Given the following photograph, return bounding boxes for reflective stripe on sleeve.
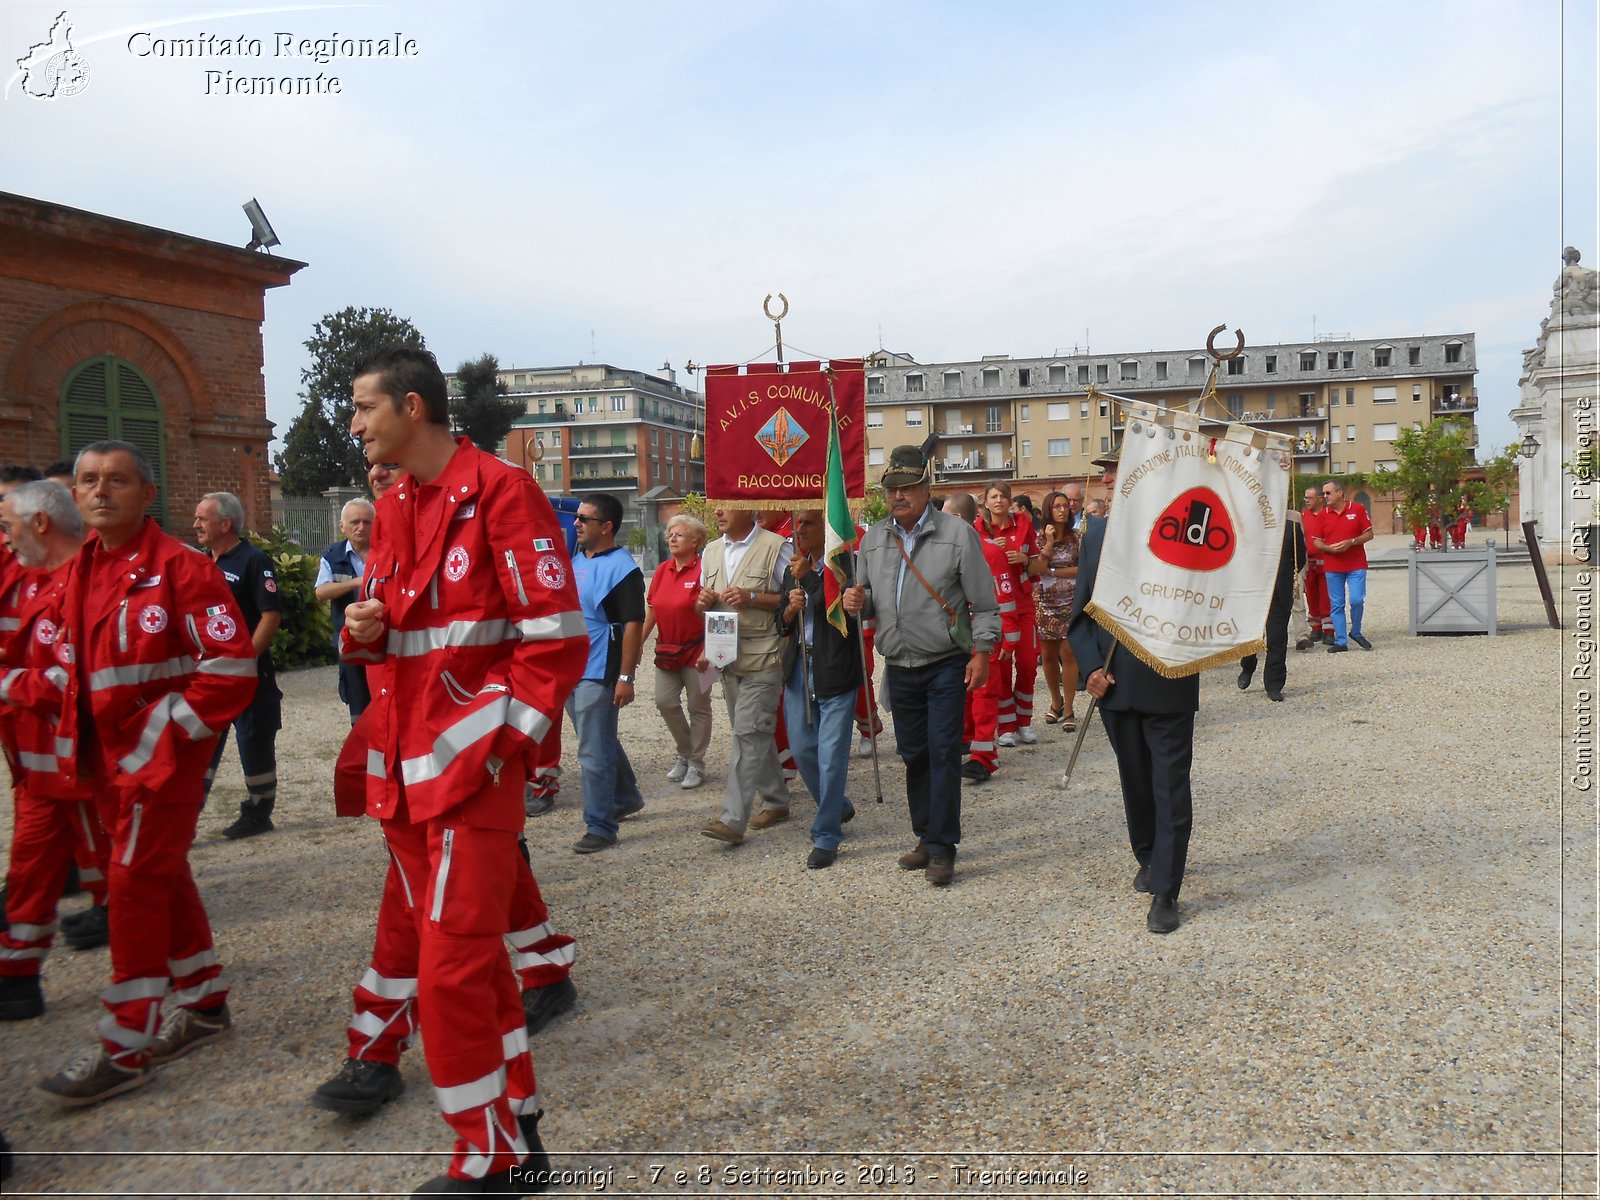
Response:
[516,612,586,641]
[89,657,194,691]
[400,703,507,787]
[387,618,517,659]
[505,699,554,744]
[194,657,257,677]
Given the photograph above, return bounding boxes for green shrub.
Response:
[250,524,335,670]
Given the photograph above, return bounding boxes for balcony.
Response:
[1432,395,1477,416]
[939,457,1015,475]
[578,475,639,488]
[939,426,1015,439]
[569,442,636,457]
[517,412,570,425]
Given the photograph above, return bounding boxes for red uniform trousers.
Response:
[1007,609,1038,733]
[349,774,537,1181]
[964,652,1012,772]
[1304,565,1331,634]
[97,748,227,1065]
[0,784,109,976]
[853,625,883,738]
[346,844,575,1068]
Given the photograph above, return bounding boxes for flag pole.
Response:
[823,368,884,804]
[1060,642,1114,791]
[768,294,814,727]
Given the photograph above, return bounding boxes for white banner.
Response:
[1085,400,1294,677]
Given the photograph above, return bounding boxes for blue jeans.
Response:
[1325,569,1368,645]
[885,654,967,858]
[566,679,642,840]
[782,670,857,851]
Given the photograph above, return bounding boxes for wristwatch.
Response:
[618,674,635,684]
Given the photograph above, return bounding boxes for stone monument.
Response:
[1512,247,1600,558]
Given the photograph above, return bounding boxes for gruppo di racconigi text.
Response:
[125,30,419,94]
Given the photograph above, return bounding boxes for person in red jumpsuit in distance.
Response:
[337,349,586,1196]
[944,494,1019,784]
[975,483,1043,745]
[36,442,256,1105]
[0,481,111,1020]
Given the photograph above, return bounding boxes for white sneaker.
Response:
[1017,726,1038,745]
[666,756,688,782]
[680,765,705,789]
[854,735,873,758]
[996,732,1017,749]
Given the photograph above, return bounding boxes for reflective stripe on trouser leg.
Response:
[505,854,576,989]
[390,809,533,1180]
[1011,614,1038,727]
[72,799,111,906]
[347,842,421,1064]
[99,755,222,1058]
[0,783,76,976]
[964,674,1000,773]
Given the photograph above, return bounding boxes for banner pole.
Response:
[1060,642,1114,791]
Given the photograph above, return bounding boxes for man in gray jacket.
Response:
[842,446,1000,886]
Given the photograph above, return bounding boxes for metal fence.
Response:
[272,496,338,551]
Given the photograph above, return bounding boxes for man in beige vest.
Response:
[697,507,792,844]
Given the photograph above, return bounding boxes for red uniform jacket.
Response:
[978,539,1023,660]
[56,518,257,800]
[343,440,587,827]
[0,561,77,793]
[1301,507,1327,571]
[977,512,1040,614]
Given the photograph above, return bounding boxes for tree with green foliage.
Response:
[276,307,427,495]
[1367,417,1479,531]
[453,353,524,452]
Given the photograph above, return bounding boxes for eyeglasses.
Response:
[1321,490,1337,497]
[574,514,603,524]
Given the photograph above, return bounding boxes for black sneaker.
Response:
[63,904,109,951]
[312,1057,405,1116]
[613,797,645,821]
[1236,667,1253,690]
[0,975,44,1021]
[1327,643,1349,654]
[960,759,992,783]
[223,814,274,840]
[514,1109,553,1193]
[1350,634,1373,651]
[1133,863,1151,894]
[521,977,577,1036]
[806,847,837,869]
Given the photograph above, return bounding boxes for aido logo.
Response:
[1149,488,1235,571]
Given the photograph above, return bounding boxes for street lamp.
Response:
[1519,431,1541,460]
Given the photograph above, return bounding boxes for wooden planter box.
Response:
[1408,546,1497,636]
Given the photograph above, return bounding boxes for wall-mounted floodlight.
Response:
[243,199,280,252]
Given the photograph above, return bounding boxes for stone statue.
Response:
[1556,245,1599,316]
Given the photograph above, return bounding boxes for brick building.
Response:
[0,191,303,530]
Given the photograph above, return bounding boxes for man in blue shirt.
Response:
[315,498,375,722]
[568,492,646,854]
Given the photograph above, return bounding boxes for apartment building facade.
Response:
[863,332,1480,490]
[446,362,705,528]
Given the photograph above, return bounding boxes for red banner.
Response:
[704,359,866,506]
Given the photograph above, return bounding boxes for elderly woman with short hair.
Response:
[642,513,712,789]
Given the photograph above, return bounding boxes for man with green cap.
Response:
[842,445,1000,886]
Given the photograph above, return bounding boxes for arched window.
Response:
[60,356,168,525]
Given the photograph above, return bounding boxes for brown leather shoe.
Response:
[748,807,790,830]
[897,846,930,870]
[701,820,745,845]
[925,855,955,886]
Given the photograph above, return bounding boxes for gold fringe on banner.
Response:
[1084,601,1267,679]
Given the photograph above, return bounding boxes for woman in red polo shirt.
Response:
[976,483,1045,745]
[643,513,712,789]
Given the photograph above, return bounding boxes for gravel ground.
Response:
[1,545,1592,1198]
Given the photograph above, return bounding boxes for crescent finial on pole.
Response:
[1206,324,1246,361]
[764,293,789,364]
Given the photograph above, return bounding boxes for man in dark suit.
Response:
[1068,455,1199,934]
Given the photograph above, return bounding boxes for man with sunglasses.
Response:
[1312,479,1374,653]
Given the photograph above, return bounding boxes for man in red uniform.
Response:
[336,348,585,1195]
[1296,485,1332,650]
[35,442,256,1105]
[0,481,111,1020]
[944,495,1016,784]
[1313,478,1374,653]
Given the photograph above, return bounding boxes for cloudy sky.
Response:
[4,0,1595,460]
